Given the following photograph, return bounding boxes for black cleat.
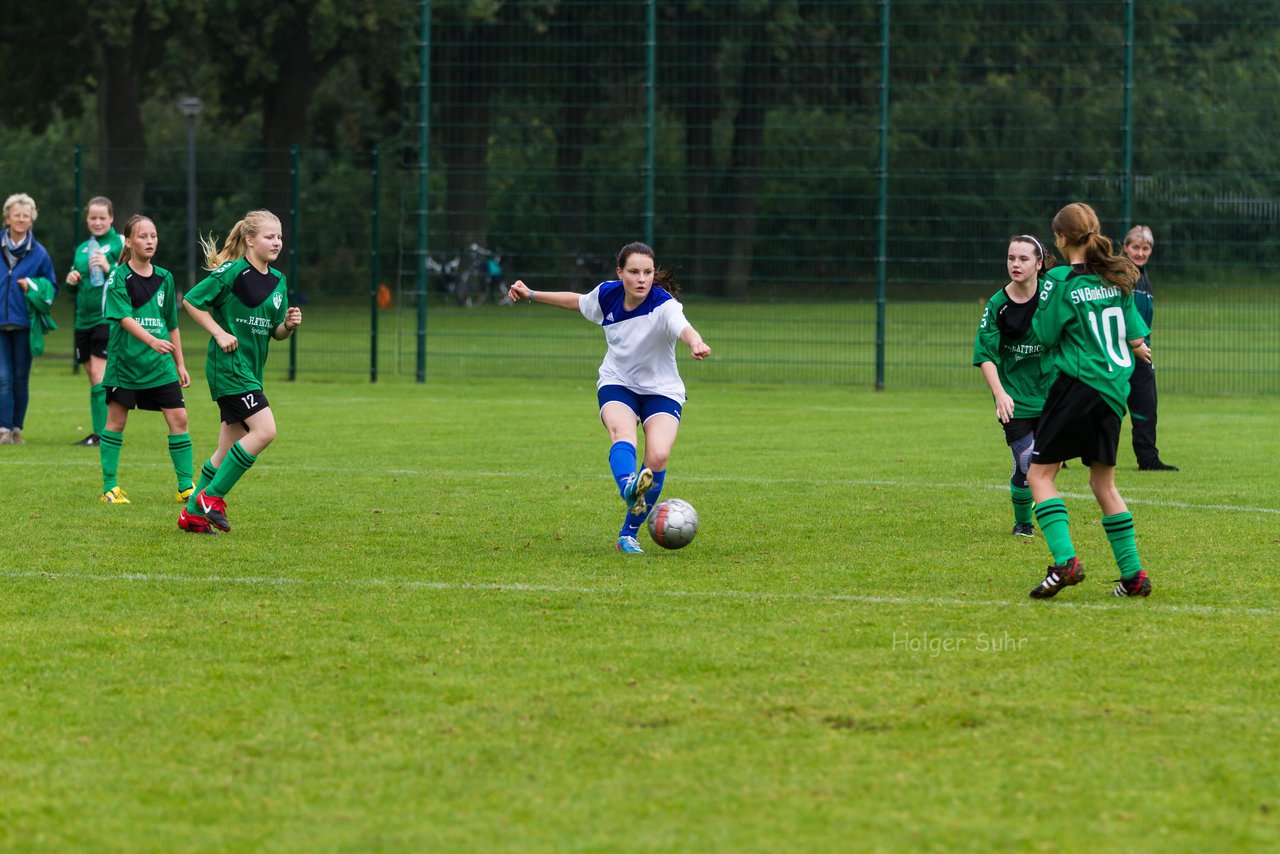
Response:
[74,433,101,446]
[1112,570,1152,597]
[1029,557,1085,599]
[1138,461,1179,471]
[1012,522,1036,538]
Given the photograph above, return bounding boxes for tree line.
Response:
[3,1,1277,298]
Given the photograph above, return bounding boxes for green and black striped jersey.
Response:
[102,263,180,390]
[1033,264,1150,418]
[184,258,288,399]
[973,286,1053,419]
[68,228,124,330]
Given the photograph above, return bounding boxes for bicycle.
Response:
[427,254,462,303]
[570,249,612,292]
[456,243,509,306]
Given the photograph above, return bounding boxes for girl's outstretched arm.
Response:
[507,279,582,311]
[680,324,710,360]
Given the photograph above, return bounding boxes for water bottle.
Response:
[88,235,105,288]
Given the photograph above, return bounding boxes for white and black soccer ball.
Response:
[646,498,698,550]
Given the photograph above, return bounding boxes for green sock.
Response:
[187,460,219,512]
[1011,485,1034,525]
[1033,497,1075,564]
[90,384,107,436]
[99,429,124,493]
[168,433,194,491]
[205,442,258,499]
[1103,512,1143,579]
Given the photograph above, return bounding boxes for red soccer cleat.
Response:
[178,507,215,534]
[194,490,231,532]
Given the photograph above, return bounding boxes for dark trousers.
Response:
[1128,360,1160,466]
[0,328,33,430]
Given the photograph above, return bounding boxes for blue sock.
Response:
[644,468,666,509]
[609,441,637,497]
[621,469,665,537]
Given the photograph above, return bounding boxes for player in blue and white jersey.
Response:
[507,242,711,553]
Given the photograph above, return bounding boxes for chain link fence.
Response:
[3,0,1277,393]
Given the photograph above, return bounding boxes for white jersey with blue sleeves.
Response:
[579,281,691,403]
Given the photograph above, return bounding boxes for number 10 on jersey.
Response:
[1086,307,1131,372]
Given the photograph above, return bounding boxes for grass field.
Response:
[2,364,1279,851]
[346,295,1280,393]
[37,288,1280,393]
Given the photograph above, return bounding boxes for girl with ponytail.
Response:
[179,210,302,534]
[97,215,194,507]
[504,241,711,554]
[1025,202,1153,600]
[65,196,123,447]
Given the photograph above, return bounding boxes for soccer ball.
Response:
[646,498,698,550]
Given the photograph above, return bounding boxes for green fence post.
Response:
[644,0,656,247]
[875,0,891,391]
[1122,0,1135,229]
[371,144,381,383]
[72,143,83,375]
[288,144,299,382]
[416,0,431,383]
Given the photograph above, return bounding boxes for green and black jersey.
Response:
[101,262,180,390]
[67,229,124,330]
[184,258,288,400]
[1032,264,1150,418]
[973,286,1053,419]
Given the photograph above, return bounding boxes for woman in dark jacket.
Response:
[1,193,58,445]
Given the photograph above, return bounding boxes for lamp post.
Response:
[178,97,203,294]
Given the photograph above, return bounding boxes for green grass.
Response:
[38,289,1280,393]
[373,296,1280,393]
[2,366,1279,851]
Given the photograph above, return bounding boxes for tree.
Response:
[203,0,415,231]
[661,1,791,298]
[0,0,186,220]
[432,14,500,255]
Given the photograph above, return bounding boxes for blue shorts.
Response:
[597,385,682,424]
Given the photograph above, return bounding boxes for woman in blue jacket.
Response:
[1,193,58,445]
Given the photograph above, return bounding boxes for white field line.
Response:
[4,570,1279,618]
[356,470,1280,515]
[4,458,1277,515]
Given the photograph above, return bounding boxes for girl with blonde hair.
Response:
[178,211,302,534]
